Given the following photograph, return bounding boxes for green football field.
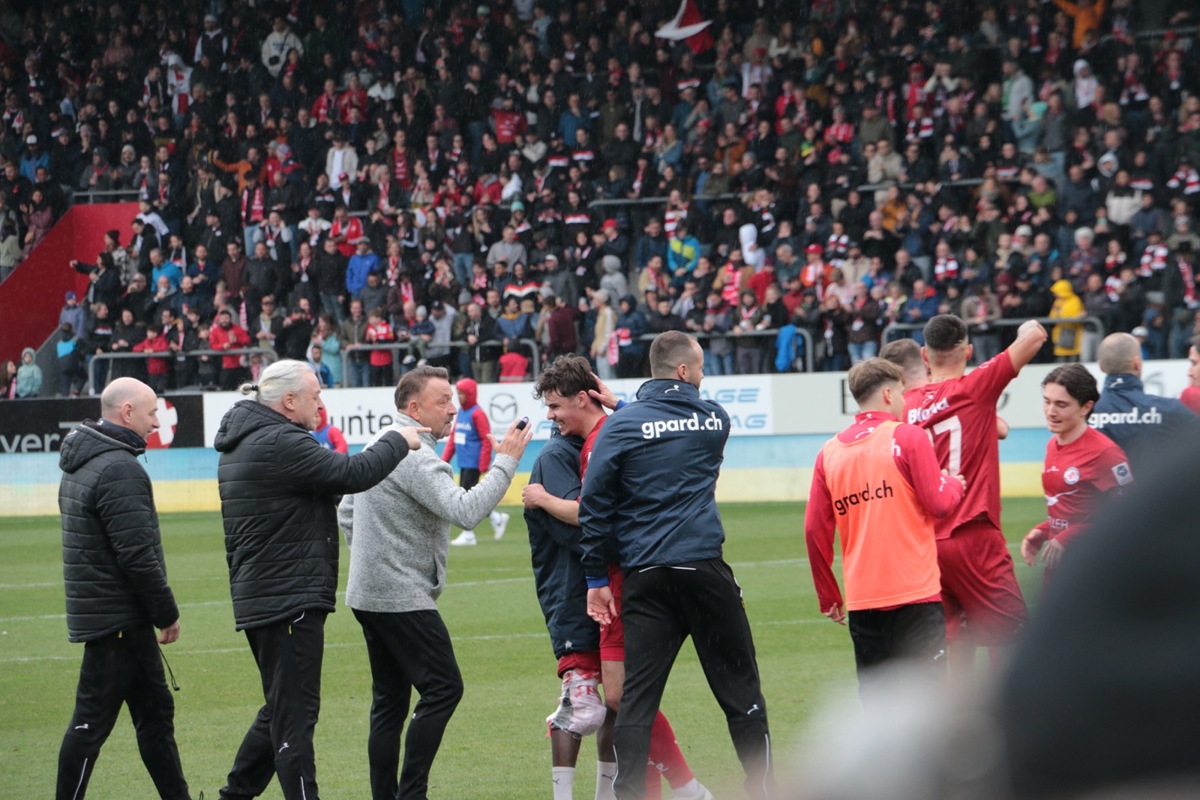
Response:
[0,500,1047,798]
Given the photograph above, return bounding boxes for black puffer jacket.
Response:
[59,420,179,643]
[215,399,409,630]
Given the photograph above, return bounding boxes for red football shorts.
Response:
[937,518,1028,646]
[599,564,624,661]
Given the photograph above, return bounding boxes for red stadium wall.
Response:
[0,203,139,364]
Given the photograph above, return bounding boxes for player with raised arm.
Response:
[1022,365,1132,584]
[905,315,1047,664]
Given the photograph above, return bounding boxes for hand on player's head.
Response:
[588,372,619,410]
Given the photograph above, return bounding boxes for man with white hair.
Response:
[57,377,197,800]
[215,360,424,800]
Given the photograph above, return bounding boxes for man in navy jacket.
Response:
[1093,332,1200,474]
[579,331,773,800]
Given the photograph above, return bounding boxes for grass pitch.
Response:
[0,500,1047,798]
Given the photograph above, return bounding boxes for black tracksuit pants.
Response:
[220,610,326,800]
[353,608,464,800]
[57,626,191,800]
[613,558,773,800]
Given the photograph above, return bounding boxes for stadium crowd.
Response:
[0,0,1198,396]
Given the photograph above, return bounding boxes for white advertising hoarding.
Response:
[201,360,1190,447]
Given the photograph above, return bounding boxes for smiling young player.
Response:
[1022,364,1133,583]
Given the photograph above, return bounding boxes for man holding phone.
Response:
[338,366,534,800]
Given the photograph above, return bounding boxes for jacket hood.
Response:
[214,399,298,452]
[1051,279,1077,299]
[636,378,700,402]
[59,420,144,474]
[21,347,35,359]
[602,254,623,274]
[456,377,478,408]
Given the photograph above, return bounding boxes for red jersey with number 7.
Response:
[904,351,1018,539]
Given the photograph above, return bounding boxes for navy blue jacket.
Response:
[525,431,599,661]
[579,379,729,580]
[1092,373,1200,475]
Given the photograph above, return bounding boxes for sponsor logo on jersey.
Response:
[833,479,895,516]
[639,411,725,440]
[907,398,950,425]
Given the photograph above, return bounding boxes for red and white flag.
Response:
[655,0,713,54]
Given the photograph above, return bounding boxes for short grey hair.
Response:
[241,359,312,408]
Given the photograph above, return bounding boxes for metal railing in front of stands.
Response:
[339,328,814,383]
[340,337,542,384]
[87,347,278,395]
[633,328,815,374]
[588,192,744,210]
[72,188,142,205]
[881,315,1105,344]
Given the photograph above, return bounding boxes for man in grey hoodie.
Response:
[338,365,533,800]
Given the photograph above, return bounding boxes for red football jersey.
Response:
[1039,427,1132,545]
[904,352,1018,539]
[579,415,608,483]
[1181,386,1200,415]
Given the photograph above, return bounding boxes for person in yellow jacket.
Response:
[1050,279,1085,361]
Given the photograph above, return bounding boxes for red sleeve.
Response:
[441,420,456,463]
[471,407,493,469]
[329,426,348,454]
[804,449,843,613]
[964,351,1019,405]
[1058,445,1132,546]
[892,423,964,518]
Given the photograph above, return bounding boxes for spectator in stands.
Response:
[20,188,54,255]
[15,347,42,398]
[59,291,88,339]
[210,307,251,390]
[132,320,171,394]
[0,359,16,399]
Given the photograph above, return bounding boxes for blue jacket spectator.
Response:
[345,245,380,299]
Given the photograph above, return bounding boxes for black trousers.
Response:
[614,559,773,800]
[848,602,947,694]
[219,610,326,800]
[57,626,190,800]
[353,608,464,800]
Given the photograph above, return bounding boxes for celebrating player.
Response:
[1021,365,1133,582]
[904,315,1047,664]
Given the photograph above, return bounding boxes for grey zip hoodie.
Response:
[338,414,518,613]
